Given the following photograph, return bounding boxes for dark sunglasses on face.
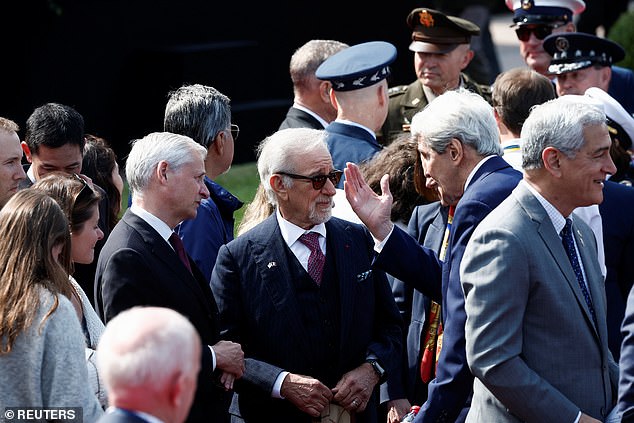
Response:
[277,170,343,190]
[515,24,561,42]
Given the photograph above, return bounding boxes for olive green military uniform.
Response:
[381,73,491,144]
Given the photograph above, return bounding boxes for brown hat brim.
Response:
[408,41,459,54]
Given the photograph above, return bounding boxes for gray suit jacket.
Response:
[461,182,618,423]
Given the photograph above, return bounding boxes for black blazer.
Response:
[278,106,324,130]
[95,210,229,423]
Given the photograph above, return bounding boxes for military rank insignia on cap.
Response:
[505,0,585,24]
[315,41,397,92]
[543,32,625,74]
[406,8,480,54]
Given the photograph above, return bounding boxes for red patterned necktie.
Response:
[169,232,192,273]
[420,205,455,383]
[299,232,325,285]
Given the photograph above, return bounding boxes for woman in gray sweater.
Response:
[0,190,103,422]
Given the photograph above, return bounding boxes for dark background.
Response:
[2,0,429,164]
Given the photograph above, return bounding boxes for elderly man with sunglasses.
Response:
[210,127,403,423]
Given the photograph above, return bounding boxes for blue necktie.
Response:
[560,218,597,328]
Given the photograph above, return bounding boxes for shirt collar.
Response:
[293,103,329,129]
[522,179,568,235]
[333,119,377,139]
[464,155,496,191]
[276,209,327,248]
[129,204,174,242]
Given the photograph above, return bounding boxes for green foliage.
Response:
[608,11,634,72]
[215,162,260,231]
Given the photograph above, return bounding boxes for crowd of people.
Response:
[1,1,634,423]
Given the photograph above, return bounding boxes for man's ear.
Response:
[319,81,332,104]
[269,174,288,200]
[156,160,169,184]
[21,142,33,163]
[447,138,464,163]
[542,146,563,177]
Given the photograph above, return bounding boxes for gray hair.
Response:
[126,132,207,196]
[97,306,200,392]
[410,88,502,157]
[164,84,231,149]
[521,97,607,170]
[290,40,349,91]
[257,128,329,207]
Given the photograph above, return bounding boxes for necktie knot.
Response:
[299,232,324,285]
[169,232,192,273]
[299,232,321,253]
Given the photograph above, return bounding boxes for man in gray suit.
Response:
[461,97,619,422]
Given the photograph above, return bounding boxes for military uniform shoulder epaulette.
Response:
[478,84,492,95]
[388,85,408,97]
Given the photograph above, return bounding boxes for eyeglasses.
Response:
[230,124,239,140]
[514,24,561,42]
[276,170,343,190]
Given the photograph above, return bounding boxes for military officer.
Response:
[381,8,491,144]
[315,41,397,188]
[543,32,634,116]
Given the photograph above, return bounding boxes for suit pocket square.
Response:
[356,270,372,282]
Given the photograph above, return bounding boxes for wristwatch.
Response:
[366,358,386,383]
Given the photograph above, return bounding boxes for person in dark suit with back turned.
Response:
[95,132,244,423]
[462,97,618,422]
[316,41,397,188]
[210,127,403,423]
[279,39,349,131]
[344,88,522,422]
[96,307,201,423]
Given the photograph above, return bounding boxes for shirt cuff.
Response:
[209,345,216,371]
[272,371,290,399]
[573,411,581,423]
[373,225,394,254]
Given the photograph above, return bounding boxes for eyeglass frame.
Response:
[276,170,343,190]
[514,23,563,42]
[230,124,239,140]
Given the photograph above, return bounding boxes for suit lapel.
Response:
[515,186,600,335]
[326,219,357,349]
[123,212,214,315]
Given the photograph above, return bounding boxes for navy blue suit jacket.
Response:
[210,214,403,423]
[600,180,634,360]
[389,202,447,404]
[95,210,229,423]
[374,156,522,422]
[325,122,382,188]
[96,409,150,423]
[608,66,634,115]
[279,106,325,130]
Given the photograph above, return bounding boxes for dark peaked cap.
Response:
[315,41,397,92]
[543,32,625,75]
[407,8,480,54]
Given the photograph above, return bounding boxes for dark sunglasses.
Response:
[230,124,239,140]
[277,170,343,190]
[72,173,93,203]
[514,24,561,42]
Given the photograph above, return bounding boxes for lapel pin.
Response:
[267,261,277,269]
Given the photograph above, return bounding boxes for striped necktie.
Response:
[420,205,455,383]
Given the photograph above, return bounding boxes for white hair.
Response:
[97,306,201,391]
